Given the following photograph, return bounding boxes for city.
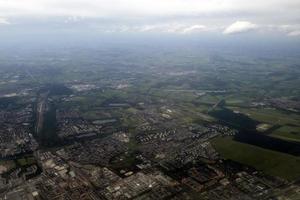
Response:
[0,0,300,199]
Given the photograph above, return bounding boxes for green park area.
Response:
[212,136,300,181]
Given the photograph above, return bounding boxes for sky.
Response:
[0,0,300,37]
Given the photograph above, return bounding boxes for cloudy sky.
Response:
[0,0,300,36]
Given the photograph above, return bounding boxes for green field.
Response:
[17,157,36,166]
[225,106,300,142]
[227,107,300,126]
[270,126,300,142]
[212,136,300,181]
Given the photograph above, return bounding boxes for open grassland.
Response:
[17,157,36,167]
[227,107,300,126]
[212,136,300,181]
[270,126,300,142]
[227,106,300,142]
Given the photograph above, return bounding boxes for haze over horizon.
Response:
[0,0,300,39]
[1,1,300,200]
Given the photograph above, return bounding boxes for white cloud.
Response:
[105,24,207,34]
[64,16,84,23]
[223,21,258,34]
[0,0,299,22]
[287,30,300,37]
[182,25,207,34]
[271,24,300,37]
[139,25,159,32]
[0,0,299,37]
[0,17,10,25]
